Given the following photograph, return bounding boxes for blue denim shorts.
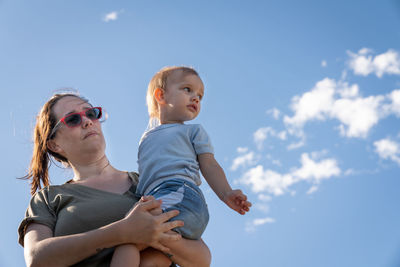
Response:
[147,179,209,240]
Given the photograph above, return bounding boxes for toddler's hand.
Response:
[223,189,252,215]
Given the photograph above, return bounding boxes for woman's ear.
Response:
[47,139,63,154]
[154,88,166,104]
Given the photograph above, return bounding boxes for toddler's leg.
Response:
[111,244,140,267]
[140,248,172,267]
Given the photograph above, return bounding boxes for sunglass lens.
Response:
[64,114,82,127]
[86,108,102,120]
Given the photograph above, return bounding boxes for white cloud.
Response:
[253,127,274,149]
[306,185,318,194]
[253,127,287,149]
[267,108,281,119]
[103,11,120,22]
[331,95,384,138]
[245,217,275,232]
[287,139,305,150]
[231,151,257,171]
[374,138,400,165]
[348,48,400,78]
[321,60,327,67]
[254,217,275,225]
[387,89,400,116]
[258,194,272,202]
[284,78,336,128]
[283,77,397,138]
[237,147,248,153]
[236,152,341,196]
[293,153,341,182]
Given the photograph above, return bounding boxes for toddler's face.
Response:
[161,71,204,124]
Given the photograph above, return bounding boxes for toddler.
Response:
[111,66,251,267]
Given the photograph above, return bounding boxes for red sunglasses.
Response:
[49,107,103,138]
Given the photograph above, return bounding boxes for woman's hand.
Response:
[121,196,183,253]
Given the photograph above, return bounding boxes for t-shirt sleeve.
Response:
[18,188,57,246]
[192,124,214,155]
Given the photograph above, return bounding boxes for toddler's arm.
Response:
[198,153,251,215]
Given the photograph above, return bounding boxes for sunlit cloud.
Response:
[331,94,384,138]
[347,48,400,78]
[284,78,336,128]
[236,152,341,196]
[374,138,400,165]
[283,77,398,139]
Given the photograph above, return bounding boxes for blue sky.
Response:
[1,1,400,266]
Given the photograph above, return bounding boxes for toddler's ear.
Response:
[154,88,166,104]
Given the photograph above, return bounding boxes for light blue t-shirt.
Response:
[136,123,214,195]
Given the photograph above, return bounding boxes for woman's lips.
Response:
[84,131,98,139]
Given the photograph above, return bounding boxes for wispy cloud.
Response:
[347,48,400,78]
[321,60,327,67]
[231,149,258,171]
[245,217,276,232]
[253,127,287,150]
[103,10,123,22]
[267,108,281,119]
[306,185,319,195]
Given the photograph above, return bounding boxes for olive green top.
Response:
[18,172,140,267]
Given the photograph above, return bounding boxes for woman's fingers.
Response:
[140,195,155,202]
[156,209,181,223]
[159,231,182,243]
[138,198,162,212]
[160,219,184,233]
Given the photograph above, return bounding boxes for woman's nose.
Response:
[82,116,93,128]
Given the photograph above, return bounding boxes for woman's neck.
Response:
[69,154,115,182]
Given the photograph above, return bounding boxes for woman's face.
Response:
[50,96,106,164]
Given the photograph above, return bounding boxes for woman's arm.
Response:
[24,198,183,267]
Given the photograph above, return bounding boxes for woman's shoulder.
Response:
[127,171,139,185]
[30,183,74,201]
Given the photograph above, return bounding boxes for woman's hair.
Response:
[22,92,88,195]
[146,66,199,119]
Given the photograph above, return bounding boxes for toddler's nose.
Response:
[192,95,200,102]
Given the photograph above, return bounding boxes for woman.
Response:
[18,92,211,267]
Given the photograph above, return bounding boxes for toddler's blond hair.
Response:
[146,66,199,119]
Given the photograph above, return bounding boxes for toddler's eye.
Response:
[183,87,191,92]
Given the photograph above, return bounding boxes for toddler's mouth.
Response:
[187,104,198,112]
